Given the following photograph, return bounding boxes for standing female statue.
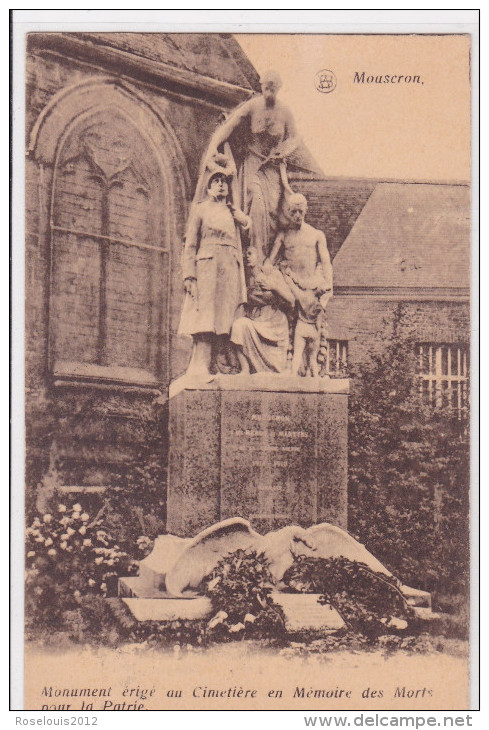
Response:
[178,156,250,377]
[204,70,299,262]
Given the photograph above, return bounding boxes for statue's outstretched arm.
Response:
[207,99,253,156]
[230,204,252,231]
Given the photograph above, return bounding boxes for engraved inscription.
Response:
[220,391,318,532]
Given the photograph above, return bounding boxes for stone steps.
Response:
[118,576,434,629]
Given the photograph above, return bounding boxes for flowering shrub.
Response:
[136,535,154,557]
[25,502,134,629]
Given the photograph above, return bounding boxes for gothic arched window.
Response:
[49,108,169,386]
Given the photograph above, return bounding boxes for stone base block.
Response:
[119,576,433,627]
[119,586,344,631]
[122,597,213,622]
[273,593,344,631]
[401,585,432,609]
[168,373,349,536]
[119,576,168,599]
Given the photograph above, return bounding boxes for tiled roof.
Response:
[287,144,325,177]
[67,33,261,91]
[289,176,377,259]
[331,183,470,289]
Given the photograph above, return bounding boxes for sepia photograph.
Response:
[12,10,478,714]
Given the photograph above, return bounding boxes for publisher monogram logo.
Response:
[315,69,337,93]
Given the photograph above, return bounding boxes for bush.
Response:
[348,307,470,596]
[95,409,168,555]
[25,500,135,632]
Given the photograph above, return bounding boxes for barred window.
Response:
[417,343,469,412]
[323,339,348,377]
[49,108,169,386]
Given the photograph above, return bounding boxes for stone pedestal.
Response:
[167,373,349,536]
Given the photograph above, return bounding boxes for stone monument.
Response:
[119,70,433,629]
[168,70,348,537]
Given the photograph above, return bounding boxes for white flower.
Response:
[58,504,67,513]
[100,583,107,592]
[82,539,92,547]
[72,504,82,512]
[35,536,45,543]
[207,576,220,591]
[229,623,245,633]
[66,527,75,536]
[88,579,95,587]
[106,559,114,566]
[44,538,53,547]
[33,518,41,527]
[95,557,103,565]
[60,541,68,550]
[81,513,90,522]
[47,549,57,557]
[78,526,87,535]
[244,613,257,623]
[60,534,69,541]
[27,551,35,558]
[383,616,408,630]
[73,590,81,598]
[72,512,81,521]
[42,514,52,524]
[59,516,70,526]
[207,610,228,629]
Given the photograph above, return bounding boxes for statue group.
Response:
[178,71,333,379]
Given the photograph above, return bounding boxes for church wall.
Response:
[24,40,240,497]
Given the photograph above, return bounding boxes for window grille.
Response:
[417,343,469,413]
[324,339,348,377]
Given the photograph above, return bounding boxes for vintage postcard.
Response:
[12,10,478,714]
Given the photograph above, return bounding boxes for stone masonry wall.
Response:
[325,296,470,371]
[26,47,228,395]
[25,43,235,492]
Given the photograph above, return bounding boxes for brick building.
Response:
[332,182,470,409]
[25,32,470,498]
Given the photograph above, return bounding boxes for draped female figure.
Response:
[204,70,299,263]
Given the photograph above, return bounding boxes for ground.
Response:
[24,639,469,711]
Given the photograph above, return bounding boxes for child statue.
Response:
[264,193,333,376]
